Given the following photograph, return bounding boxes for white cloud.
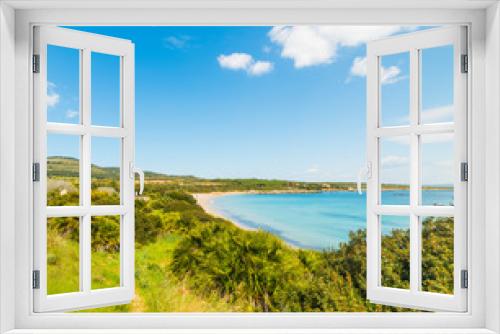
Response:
[348,56,404,85]
[217,53,273,76]
[381,155,409,168]
[218,53,253,70]
[46,81,60,107]
[380,66,403,84]
[269,25,413,68]
[164,35,191,49]
[248,61,273,76]
[350,56,367,77]
[66,109,79,119]
[269,26,335,68]
[421,105,454,124]
[47,93,60,107]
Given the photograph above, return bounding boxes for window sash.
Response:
[366,26,468,312]
[32,26,135,312]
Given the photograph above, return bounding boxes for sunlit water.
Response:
[211,190,453,250]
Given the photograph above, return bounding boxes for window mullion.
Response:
[81,48,92,293]
[409,47,421,293]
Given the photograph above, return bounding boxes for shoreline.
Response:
[193,189,452,250]
[193,192,257,231]
[193,190,347,233]
[193,191,305,249]
[193,188,453,228]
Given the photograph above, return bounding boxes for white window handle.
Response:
[357,162,372,195]
[129,162,144,195]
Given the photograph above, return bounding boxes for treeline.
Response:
[48,156,439,195]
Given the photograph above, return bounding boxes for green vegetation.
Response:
[421,217,454,294]
[46,157,454,312]
[46,156,449,199]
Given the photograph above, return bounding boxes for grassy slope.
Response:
[47,205,453,312]
[48,232,244,312]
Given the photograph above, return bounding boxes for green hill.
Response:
[48,156,449,193]
[48,156,120,180]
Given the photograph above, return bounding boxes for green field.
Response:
[46,157,454,312]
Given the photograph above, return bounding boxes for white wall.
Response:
[0,2,16,333]
[0,2,498,332]
[485,2,500,333]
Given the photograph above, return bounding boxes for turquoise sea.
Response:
[211,190,453,250]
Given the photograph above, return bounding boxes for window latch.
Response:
[461,54,468,73]
[33,163,40,182]
[33,54,40,73]
[130,162,145,195]
[461,269,468,289]
[33,270,40,289]
[461,162,468,182]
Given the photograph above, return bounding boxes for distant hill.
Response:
[47,156,451,193]
[48,156,121,179]
[48,156,195,180]
[47,156,356,192]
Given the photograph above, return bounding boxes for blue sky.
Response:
[46,26,454,184]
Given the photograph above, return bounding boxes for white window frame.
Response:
[365,26,468,312]
[0,1,499,333]
[32,26,136,312]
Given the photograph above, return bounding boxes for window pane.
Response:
[91,137,121,205]
[380,52,410,127]
[47,45,80,124]
[421,216,454,294]
[380,136,410,205]
[91,215,121,290]
[420,45,454,124]
[381,215,410,289]
[47,134,80,206]
[421,133,454,206]
[47,217,80,294]
[91,52,121,127]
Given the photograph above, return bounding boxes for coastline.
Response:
[193,189,453,250]
[193,189,328,226]
[192,188,452,227]
[193,191,304,249]
[193,192,256,231]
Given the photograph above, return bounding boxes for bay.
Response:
[211,190,453,250]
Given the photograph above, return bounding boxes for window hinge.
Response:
[32,162,40,182]
[32,270,40,289]
[461,269,468,289]
[461,162,468,182]
[461,54,468,73]
[32,54,40,73]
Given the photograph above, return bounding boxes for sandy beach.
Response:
[193,191,310,249]
[193,189,332,231]
[193,192,256,231]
